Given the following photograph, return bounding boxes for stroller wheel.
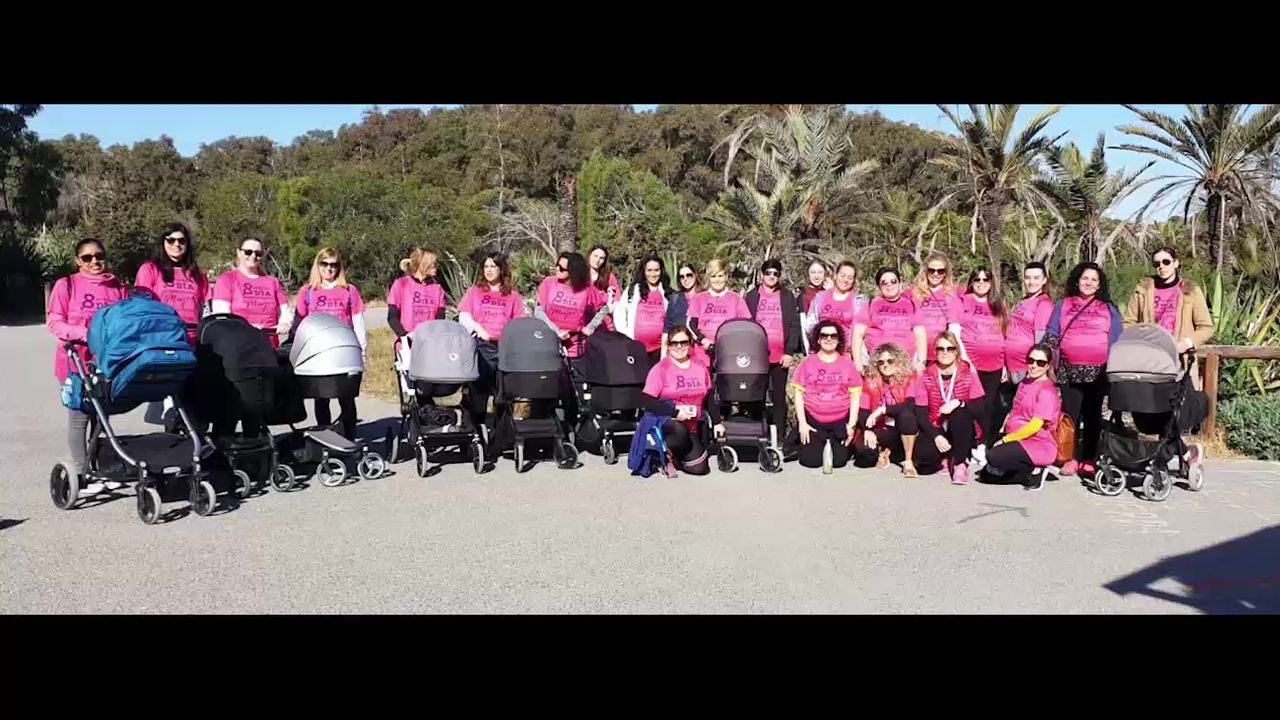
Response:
[191,479,218,517]
[760,446,783,474]
[316,458,348,488]
[233,469,253,499]
[555,441,579,470]
[357,452,386,481]
[136,485,162,525]
[1095,461,1127,497]
[50,462,80,511]
[1187,463,1204,492]
[270,464,296,492]
[472,439,486,474]
[1142,467,1173,502]
[717,446,739,473]
[515,439,527,473]
[415,445,431,478]
[602,438,618,465]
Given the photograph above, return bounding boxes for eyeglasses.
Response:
[935,346,957,353]
[320,261,340,269]
[164,236,187,245]
[762,269,780,277]
[819,332,840,340]
[79,252,105,263]
[927,268,946,276]
[241,248,264,257]
[1027,357,1051,368]
[1153,258,1174,267]
[668,339,691,348]
[679,272,695,280]
[556,265,569,273]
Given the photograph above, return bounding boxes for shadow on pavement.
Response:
[0,518,28,531]
[1104,524,1280,614]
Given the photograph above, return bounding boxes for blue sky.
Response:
[28,103,1190,219]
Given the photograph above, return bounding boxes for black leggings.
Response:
[976,369,1003,444]
[468,340,500,431]
[797,414,851,469]
[1061,377,1108,463]
[931,404,980,466]
[315,397,358,440]
[662,418,709,475]
[852,403,942,474]
[980,441,1036,487]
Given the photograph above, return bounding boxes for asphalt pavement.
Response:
[3,321,1279,614]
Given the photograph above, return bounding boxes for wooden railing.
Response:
[1196,345,1280,435]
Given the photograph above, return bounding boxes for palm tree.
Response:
[1113,104,1280,273]
[1035,133,1153,262]
[931,105,1065,283]
[701,163,803,267]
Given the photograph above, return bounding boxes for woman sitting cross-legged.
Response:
[791,320,863,470]
[914,331,987,485]
[638,324,725,476]
[852,342,939,477]
[979,342,1063,492]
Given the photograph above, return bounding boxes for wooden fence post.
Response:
[1202,351,1219,436]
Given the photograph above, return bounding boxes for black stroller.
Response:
[492,317,579,471]
[570,330,650,465]
[1094,324,1208,502]
[395,318,487,476]
[710,318,784,473]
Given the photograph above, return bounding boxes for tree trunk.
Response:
[1208,192,1225,273]
[557,174,578,254]
[979,201,1004,290]
[1082,215,1101,263]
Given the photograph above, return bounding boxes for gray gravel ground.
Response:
[3,322,1279,614]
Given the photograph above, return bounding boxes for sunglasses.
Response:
[241,248,264,257]
[819,332,840,340]
[973,276,991,284]
[164,236,187,245]
[668,339,691,348]
[927,268,947,275]
[935,345,957,353]
[879,278,899,286]
[79,252,105,263]
[556,265,569,273]
[1027,357,1051,368]
[876,359,894,367]
[1153,258,1175,267]
[679,272,695,279]
[762,269,780,277]
[320,261,341,269]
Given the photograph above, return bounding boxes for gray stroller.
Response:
[393,319,486,476]
[277,313,388,488]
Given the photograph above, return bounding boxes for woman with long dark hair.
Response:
[613,254,673,365]
[457,252,525,433]
[959,266,1009,458]
[979,342,1062,492]
[1045,262,1124,478]
[134,223,209,344]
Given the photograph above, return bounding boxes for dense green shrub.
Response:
[1220,395,1280,460]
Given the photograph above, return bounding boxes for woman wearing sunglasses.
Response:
[687,259,750,364]
[665,263,701,337]
[791,321,862,470]
[134,223,210,345]
[289,247,367,439]
[804,260,866,359]
[959,267,1009,460]
[852,267,926,376]
[915,331,987,484]
[211,238,290,348]
[746,258,802,441]
[48,238,128,493]
[853,342,933,477]
[980,343,1061,492]
[912,252,964,364]
[639,324,724,475]
[1044,262,1124,477]
[535,251,611,361]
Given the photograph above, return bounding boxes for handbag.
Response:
[1053,412,1077,465]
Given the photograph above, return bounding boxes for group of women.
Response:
[47,224,1213,492]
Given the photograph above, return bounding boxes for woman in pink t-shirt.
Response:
[639,325,725,475]
[959,267,1009,450]
[746,258,803,446]
[457,252,526,431]
[911,252,963,364]
[804,260,866,359]
[613,254,674,366]
[289,247,367,439]
[852,341,930,477]
[133,223,210,345]
[211,238,290,348]
[588,245,622,321]
[852,267,927,374]
[790,320,862,469]
[1045,262,1123,477]
[687,259,750,365]
[980,343,1062,492]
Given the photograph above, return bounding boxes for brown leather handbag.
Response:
[1054,413,1076,465]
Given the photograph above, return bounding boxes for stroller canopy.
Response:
[499,317,562,373]
[714,319,769,375]
[289,313,364,377]
[409,320,479,383]
[583,330,649,386]
[1106,323,1182,381]
[197,314,278,381]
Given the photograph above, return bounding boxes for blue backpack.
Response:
[86,290,198,413]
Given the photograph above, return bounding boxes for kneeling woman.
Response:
[791,320,862,469]
[853,342,936,477]
[639,325,725,475]
[980,343,1062,492]
[915,331,987,485]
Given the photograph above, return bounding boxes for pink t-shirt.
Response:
[811,289,863,349]
[295,284,365,327]
[793,354,862,424]
[860,374,925,411]
[133,261,210,327]
[690,290,750,343]
[1153,281,1181,335]
[538,276,606,358]
[754,287,786,363]
[917,286,962,361]
[642,356,711,420]
[961,294,1006,372]
[47,272,128,383]
[1006,294,1054,373]
[1056,296,1115,366]
[1005,377,1062,466]
[212,269,288,329]
[856,296,921,358]
[388,276,446,334]
[458,285,525,340]
[630,288,667,352]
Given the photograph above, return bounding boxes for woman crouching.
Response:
[638,325,725,476]
[853,342,935,477]
[791,320,862,469]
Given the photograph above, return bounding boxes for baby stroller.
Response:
[189,313,301,498]
[1094,323,1207,502]
[50,291,208,525]
[570,330,650,465]
[279,312,388,488]
[493,317,579,472]
[394,319,486,476]
[711,318,784,473]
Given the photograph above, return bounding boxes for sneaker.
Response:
[951,463,969,485]
[1024,470,1045,492]
[972,443,987,466]
[1060,460,1080,476]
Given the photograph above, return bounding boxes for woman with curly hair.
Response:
[852,342,937,477]
[912,251,964,365]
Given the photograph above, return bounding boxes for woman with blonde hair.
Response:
[912,251,964,365]
[387,246,447,396]
[687,258,749,365]
[290,247,367,439]
[853,342,931,477]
